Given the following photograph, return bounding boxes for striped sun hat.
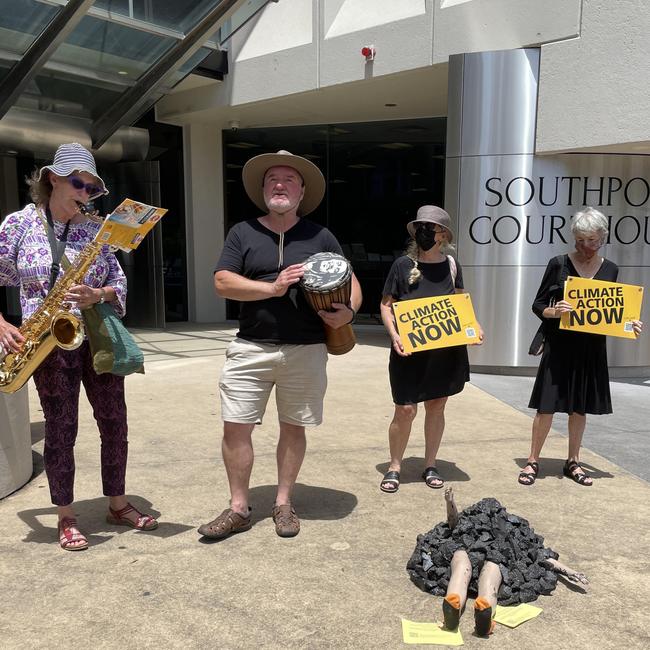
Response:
[38,142,108,196]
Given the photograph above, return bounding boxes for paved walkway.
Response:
[1,326,648,649]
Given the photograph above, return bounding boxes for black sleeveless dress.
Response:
[383,256,469,405]
[528,255,618,415]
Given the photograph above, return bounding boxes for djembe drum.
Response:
[300,252,356,355]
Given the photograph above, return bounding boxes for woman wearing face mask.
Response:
[518,208,643,487]
[378,206,483,493]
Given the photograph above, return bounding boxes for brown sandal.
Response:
[58,517,88,551]
[198,507,252,539]
[107,502,158,530]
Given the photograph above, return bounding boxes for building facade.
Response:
[157,0,650,373]
[0,0,648,372]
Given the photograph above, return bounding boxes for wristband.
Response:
[98,288,106,304]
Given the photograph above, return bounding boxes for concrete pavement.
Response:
[0,326,649,649]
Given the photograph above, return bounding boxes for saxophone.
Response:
[0,205,103,394]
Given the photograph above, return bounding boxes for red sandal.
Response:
[58,517,89,551]
[107,502,158,530]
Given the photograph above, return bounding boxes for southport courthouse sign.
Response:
[456,154,650,267]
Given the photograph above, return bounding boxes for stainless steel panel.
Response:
[456,153,650,267]
[0,107,149,162]
[463,266,546,368]
[462,266,650,369]
[445,53,464,158]
[459,49,539,157]
[444,156,461,235]
[447,47,649,372]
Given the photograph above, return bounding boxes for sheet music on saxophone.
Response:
[95,198,168,252]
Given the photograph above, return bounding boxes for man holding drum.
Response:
[200,150,361,539]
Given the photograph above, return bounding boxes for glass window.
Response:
[222,118,447,320]
[49,14,175,82]
[0,0,60,58]
[94,0,229,34]
[25,73,124,120]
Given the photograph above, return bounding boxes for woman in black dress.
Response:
[379,206,482,493]
[519,208,643,487]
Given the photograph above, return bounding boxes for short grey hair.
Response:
[571,207,609,240]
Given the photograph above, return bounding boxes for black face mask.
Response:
[415,228,436,251]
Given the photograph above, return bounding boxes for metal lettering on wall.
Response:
[457,154,650,267]
[456,153,650,371]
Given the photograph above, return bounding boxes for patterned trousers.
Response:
[33,341,128,506]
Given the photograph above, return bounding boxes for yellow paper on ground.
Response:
[559,276,643,339]
[96,198,168,252]
[392,293,480,353]
[494,604,542,628]
[401,619,463,645]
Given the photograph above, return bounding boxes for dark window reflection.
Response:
[223,119,446,321]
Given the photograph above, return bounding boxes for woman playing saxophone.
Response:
[0,143,158,551]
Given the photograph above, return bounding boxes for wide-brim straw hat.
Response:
[407,205,454,243]
[38,142,108,196]
[242,150,325,216]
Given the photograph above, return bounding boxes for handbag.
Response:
[528,255,569,357]
[82,302,144,376]
[528,323,545,356]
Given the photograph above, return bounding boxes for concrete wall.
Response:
[213,0,580,108]
[183,124,225,323]
[537,0,650,153]
[433,0,580,63]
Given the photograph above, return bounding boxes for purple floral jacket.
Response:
[0,204,127,321]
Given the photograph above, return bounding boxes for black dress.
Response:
[383,256,469,405]
[528,255,618,415]
[407,498,560,606]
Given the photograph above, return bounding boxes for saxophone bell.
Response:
[51,311,84,350]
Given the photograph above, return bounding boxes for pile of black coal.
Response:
[406,498,559,605]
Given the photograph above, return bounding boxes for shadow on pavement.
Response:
[16,495,193,547]
[30,420,45,444]
[514,456,614,481]
[197,483,358,544]
[375,456,471,484]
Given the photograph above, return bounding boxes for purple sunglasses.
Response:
[67,175,105,199]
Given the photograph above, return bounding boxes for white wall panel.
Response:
[324,0,426,38]
[235,0,313,62]
[537,0,650,153]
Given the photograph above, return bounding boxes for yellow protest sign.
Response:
[400,619,464,645]
[392,293,480,354]
[559,276,644,339]
[494,604,542,628]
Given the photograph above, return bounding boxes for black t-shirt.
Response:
[383,255,464,301]
[215,218,343,344]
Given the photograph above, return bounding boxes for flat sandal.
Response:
[518,461,539,486]
[563,460,592,486]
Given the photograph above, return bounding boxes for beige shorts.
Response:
[219,338,328,426]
